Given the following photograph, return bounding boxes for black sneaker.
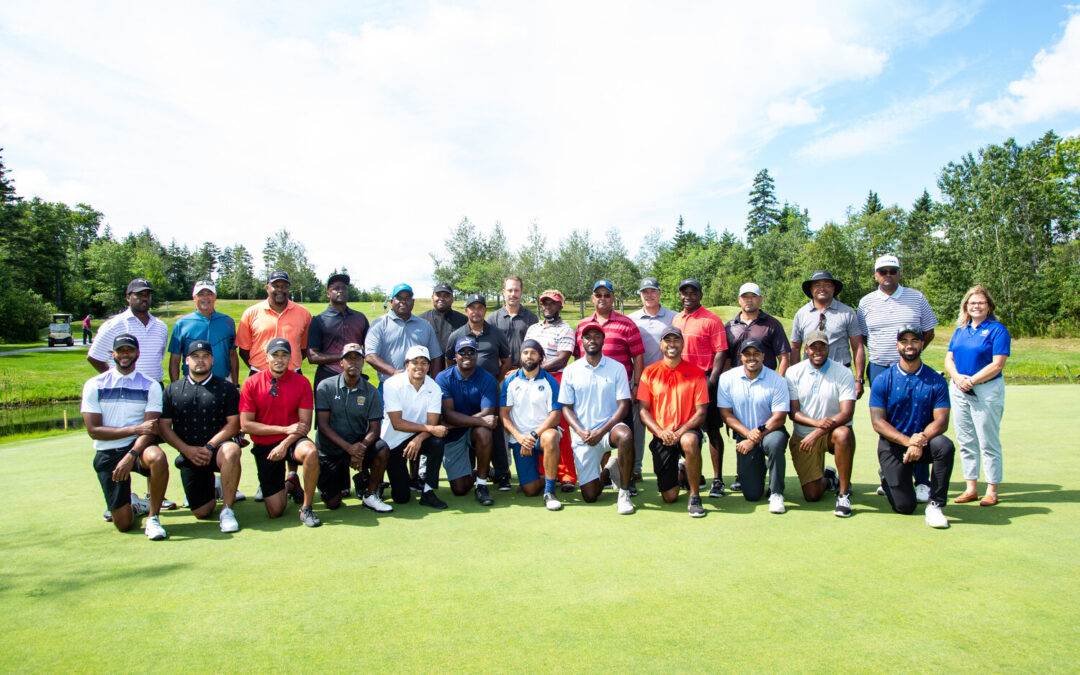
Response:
[560,481,576,493]
[678,467,690,490]
[418,490,448,509]
[834,492,852,518]
[628,480,638,497]
[708,478,726,498]
[285,474,304,505]
[730,478,743,492]
[496,474,512,492]
[824,466,839,493]
[475,483,494,506]
[409,477,424,492]
[299,505,322,527]
[688,495,706,518]
[352,472,365,498]
[698,474,707,488]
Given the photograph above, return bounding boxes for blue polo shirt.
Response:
[435,366,498,442]
[869,363,950,437]
[167,311,237,379]
[716,365,790,430]
[947,319,1010,380]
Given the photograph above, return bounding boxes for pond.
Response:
[0,401,84,437]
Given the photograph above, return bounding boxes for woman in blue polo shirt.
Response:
[944,285,1010,506]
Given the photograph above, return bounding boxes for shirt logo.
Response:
[356,396,366,406]
[538,385,545,391]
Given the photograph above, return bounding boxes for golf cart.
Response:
[48,314,74,347]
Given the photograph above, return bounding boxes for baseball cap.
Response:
[112,333,139,350]
[804,330,829,347]
[268,270,290,284]
[391,283,413,298]
[432,283,453,295]
[593,280,614,293]
[465,293,487,307]
[875,255,901,271]
[739,282,762,297]
[405,345,430,362]
[341,343,363,358]
[327,272,350,286]
[192,280,216,297]
[740,337,765,353]
[126,278,153,294]
[897,323,923,339]
[454,336,479,353]
[638,277,661,292]
[185,339,213,356]
[679,278,702,292]
[265,337,291,355]
[660,325,683,340]
[581,324,605,337]
[539,289,564,303]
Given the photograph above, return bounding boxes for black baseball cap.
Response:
[265,337,292,355]
[185,340,213,357]
[679,278,702,293]
[327,273,350,286]
[740,337,765,354]
[112,334,139,350]
[268,270,290,284]
[897,324,923,339]
[126,278,153,294]
[433,283,453,295]
[465,293,487,307]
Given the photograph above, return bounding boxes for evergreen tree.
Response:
[747,169,780,241]
[862,190,884,216]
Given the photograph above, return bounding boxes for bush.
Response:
[0,288,55,342]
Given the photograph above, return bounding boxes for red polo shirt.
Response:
[637,359,709,430]
[574,310,645,381]
[672,306,727,372]
[239,369,314,444]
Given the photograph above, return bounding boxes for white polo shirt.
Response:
[80,369,163,451]
[87,308,169,382]
[557,355,631,438]
[380,372,443,449]
[500,367,562,435]
[785,359,857,437]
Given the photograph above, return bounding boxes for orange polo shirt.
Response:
[637,359,709,430]
[236,299,312,372]
[671,306,727,372]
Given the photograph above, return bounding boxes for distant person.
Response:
[307,272,370,391]
[789,270,866,398]
[167,280,239,384]
[88,278,169,384]
[158,340,243,533]
[868,324,955,528]
[81,314,93,345]
[724,282,791,376]
[487,275,538,369]
[365,283,444,384]
[419,283,468,355]
[236,270,312,375]
[81,334,169,540]
[628,277,677,493]
[944,286,1010,507]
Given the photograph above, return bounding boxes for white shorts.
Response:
[571,422,629,485]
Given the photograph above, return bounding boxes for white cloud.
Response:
[975,10,1080,128]
[767,98,824,127]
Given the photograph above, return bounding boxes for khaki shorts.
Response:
[788,432,835,485]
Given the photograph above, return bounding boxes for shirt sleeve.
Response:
[556,325,576,352]
[425,324,442,358]
[369,389,384,421]
[785,373,800,404]
[239,379,256,413]
[235,310,252,351]
[363,317,381,356]
[919,294,938,331]
[770,376,790,412]
[556,371,575,406]
[626,321,645,358]
[87,318,116,362]
[314,379,332,411]
[545,371,562,410]
[497,329,511,360]
[224,382,240,416]
[692,372,709,406]
[836,369,857,402]
[436,370,453,400]
[947,328,960,352]
[146,382,163,414]
[167,323,182,356]
[771,320,791,355]
[868,371,888,408]
[790,310,805,343]
[307,315,323,352]
[716,375,733,409]
[382,379,402,414]
[161,385,176,419]
[499,377,511,407]
[636,369,654,404]
[80,378,100,414]
[480,374,499,409]
[425,380,442,416]
[932,379,951,409]
[992,323,1011,356]
[844,309,861,339]
[857,302,869,337]
[615,367,632,401]
[712,320,728,353]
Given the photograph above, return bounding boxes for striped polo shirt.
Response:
[574,311,645,382]
[671,306,728,373]
[81,369,163,451]
[524,320,576,373]
[857,286,937,367]
[87,308,169,382]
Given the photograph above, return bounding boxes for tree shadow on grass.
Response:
[0,562,190,599]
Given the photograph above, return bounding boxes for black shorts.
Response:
[317,440,389,497]
[704,371,722,432]
[93,444,152,512]
[251,440,311,497]
[175,448,225,511]
[650,429,704,492]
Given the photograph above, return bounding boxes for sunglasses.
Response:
[269,377,279,397]
[818,313,827,331]
[878,268,899,276]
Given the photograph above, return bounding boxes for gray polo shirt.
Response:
[487,305,538,367]
[628,306,678,366]
[790,299,862,366]
[364,312,443,382]
[445,322,511,378]
[315,373,383,456]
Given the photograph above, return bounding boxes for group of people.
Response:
[82,256,1011,540]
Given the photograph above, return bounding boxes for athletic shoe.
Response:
[339,489,351,499]
[285,474,304,505]
[688,495,706,518]
[632,472,643,483]
[544,492,563,511]
[254,486,264,502]
[352,473,366,499]
[617,489,635,515]
[299,505,322,527]
[144,515,167,540]
[362,492,393,513]
[823,466,839,493]
[925,502,949,529]
[628,480,638,497]
[409,477,425,492]
[418,490,448,509]
[834,492,852,518]
[730,478,742,492]
[475,483,494,506]
[130,493,150,517]
[560,481,576,493]
[147,493,178,511]
[708,478,726,498]
[698,474,706,488]
[915,484,931,504]
[233,490,246,502]
[769,493,786,514]
[103,509,112,522]
[876,485,886,496]
[219,506,239,533]
[678,459,689,489]
[876,469,886,496]
[497,475,512,492]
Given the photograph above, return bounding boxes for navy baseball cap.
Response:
[740,337,766,354]
[465,293,487,307]
[268,270,290,284]
[897,323,923,339]
[433,283,453,295]
[660,325,683,340]
[455,336,479,353]
[126,278,153,294]
[265,338,292,355]
[679,278,702,292]
[112,334,139,350]
[185,340,213,357]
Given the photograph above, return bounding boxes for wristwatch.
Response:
[530,430,539,440]
[127,448,138,459]
[757,424,768,434]
[205,442,217,452]
[855,378,865,384]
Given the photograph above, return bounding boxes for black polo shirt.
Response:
[724,311,791,371]
[445,322,511,378]
[161,375,240,447]
[487,306,538,367]
[314,373,383,457]
[419,308,468,354]
[308,305,370,384]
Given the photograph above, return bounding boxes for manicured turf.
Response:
[1,386,1076,671]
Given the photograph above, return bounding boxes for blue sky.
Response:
[2,1,1078,294]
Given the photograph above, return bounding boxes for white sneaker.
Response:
[876,485,886,496]
[219,506,239,533]
[145,515,167,540]
[925,503,949,529]
[915,484,931,503]
[544,492,563,511]
[769,493,786,514]
[130,493,150,516]
[362,492,393,513]
[617,489,635,515]
[253,485,264,502]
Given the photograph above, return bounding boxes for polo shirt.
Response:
[947,319,1011,380]
[574,311,645,381]
[869,363,950,437]
[88,308,169,382]
[671,306,727,373]
[238,369,314,445]
[487,305,539,367]
[307,305,370,382]
[716,366,790,430]
[784,359,856,437]
[857,286,937,366]
[628,306,678,366]
[500,367,562,434]
[236,300,312,372]
[364,312,443,383]
[419,308,468,354]
[435,366,499,442]
[790,299,862,365]
[167,310,237,379]
[314,373,383,456]
[523,320,576,373]
[636,359,709,430]
[725,311,791,370]
[445,323,510,378]
[161,374,240,447]
[557,355,632,435]
[380,372,443,449]
[81,369,163,451]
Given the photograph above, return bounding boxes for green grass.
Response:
[0,385,1076,671]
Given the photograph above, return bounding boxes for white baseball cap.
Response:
[192,280,216,296]
[738,282,762,297]
[874,254,901,270]
[405,345,430,362]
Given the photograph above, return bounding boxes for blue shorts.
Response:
[510,442,544,485]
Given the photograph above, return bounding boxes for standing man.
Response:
[790,271,866,398]
[785,331,856,518]
[858,255,938,500]
[419,283,467,355]
[239,338,322,527]
[725,282,791,376]
[558,325,636,514]
[81,334,169,540]
[524,289,577,491]
[637,326,709,517]
[159,340,243,533]
[501,339,564,510]
[314,343,393,514]
[88,278,169,384]
[365,283,444,384]
[236,270,312,375]
[168,280,239,384]
[435,336,499,506]
[628,277,678,490]
[308,272,370,391]
[487,275,538,370]
[82,314,93,345]
[868,325,955,528]
[717,339,791,514]
[670,279,728,498]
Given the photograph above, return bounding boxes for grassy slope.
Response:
[1,385,1077,671]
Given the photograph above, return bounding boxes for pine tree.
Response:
[863,190,884,216]
[747,169,780,242]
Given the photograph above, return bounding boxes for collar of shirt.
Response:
[119,306,162,327]
[109,368,139,380]
[678,306,709,320]
[732,311,770,327]
[186,373,214,386]
[875,285,906,302]
[739,367,767,383]
[335,372,368,392]
[581,355,610,371]
[260,299,298,317]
